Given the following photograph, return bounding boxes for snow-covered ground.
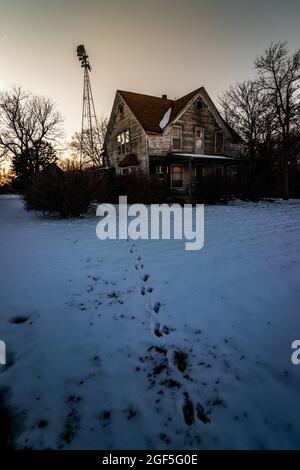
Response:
[0,195,300,450]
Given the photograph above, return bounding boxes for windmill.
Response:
[76,44,102,167]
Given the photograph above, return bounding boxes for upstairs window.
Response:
[117,129,130,156]
[195,127,204,153]
[215,131,224,154]
[172,125,182,151]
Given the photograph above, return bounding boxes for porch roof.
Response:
[170,153,235,161]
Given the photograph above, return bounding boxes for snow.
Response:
[0,195,300,449]
[159,108,171,130]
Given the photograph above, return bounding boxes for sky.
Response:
[0,0,299,142]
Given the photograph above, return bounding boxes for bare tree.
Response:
[255,41,300,198]
[69,116,107,168]
[59,155,82,171]
[220,80,274,159]
[0,85,64,184]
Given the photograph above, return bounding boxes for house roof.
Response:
[118,90,174,133]
[118,153,140,167]
[117,88,243,143]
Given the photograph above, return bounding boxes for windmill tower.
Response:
[76,45,101,167]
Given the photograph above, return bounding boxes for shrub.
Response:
[114,174,169,204]
[24,167,101,217]
[193,176,234,204]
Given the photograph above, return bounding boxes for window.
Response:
[171,165,183,188]
[120,168,130,175]
[215,131,224,154]
[195,99,204,110]
[202,166,214,178]
[195,127,204,153]
[156,165,165,176]
[117,129,130,156]
[172,125,182,151]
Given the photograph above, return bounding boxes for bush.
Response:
[114,174,169,204]
[24,168,102,217]
[232,160,295,201]
[193,176,234,204]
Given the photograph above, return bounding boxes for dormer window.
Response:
[172,125,182,151]
[117,129,130,156]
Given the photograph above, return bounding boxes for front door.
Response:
[171,165,183,189]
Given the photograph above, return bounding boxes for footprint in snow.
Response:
[182,392,211,426]
[153,302,161,314]
[9,316,29,325]
[154,323,171,338]
[140,286,146,296]
[182,392,194,426]
[173,351,188,373]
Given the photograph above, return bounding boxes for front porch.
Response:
[149,153,238,200]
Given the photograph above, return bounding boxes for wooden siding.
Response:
[147,128,172,156]
[148,98,240,158]
[106,91,241,177]
[106,94,148,175]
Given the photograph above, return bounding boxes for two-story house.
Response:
[104,87,243,194]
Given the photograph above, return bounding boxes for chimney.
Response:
[162,94,167,99]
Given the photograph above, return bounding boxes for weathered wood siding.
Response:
[147,128,172,156]
[178,103,220,154]
[106,95,148,174]
[148,98,240,157]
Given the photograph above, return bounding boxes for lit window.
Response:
[195,127,204,153]
[117,130,130,156]
[172,125,182,151]
[171,165,183,188]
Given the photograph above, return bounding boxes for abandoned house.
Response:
[104,87,243,194]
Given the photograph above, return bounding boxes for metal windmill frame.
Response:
[76,45,101,167]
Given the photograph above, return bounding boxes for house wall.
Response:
[177,103,220,154]
[147,128,172,156]
[106,95,149,175]
[148,97,240,158]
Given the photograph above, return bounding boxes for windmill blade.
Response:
[77,44,86,57]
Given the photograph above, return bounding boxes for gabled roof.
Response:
[117,88,243,143]
[118,89,201,134]
[118,90,173,133]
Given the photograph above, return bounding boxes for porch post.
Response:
[188,159,192,203]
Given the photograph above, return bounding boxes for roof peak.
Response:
[117,88,203,133]
[117,88,203,104]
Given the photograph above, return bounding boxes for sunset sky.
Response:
[0,0,299,143]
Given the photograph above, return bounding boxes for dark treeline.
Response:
[220,41,300,200]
